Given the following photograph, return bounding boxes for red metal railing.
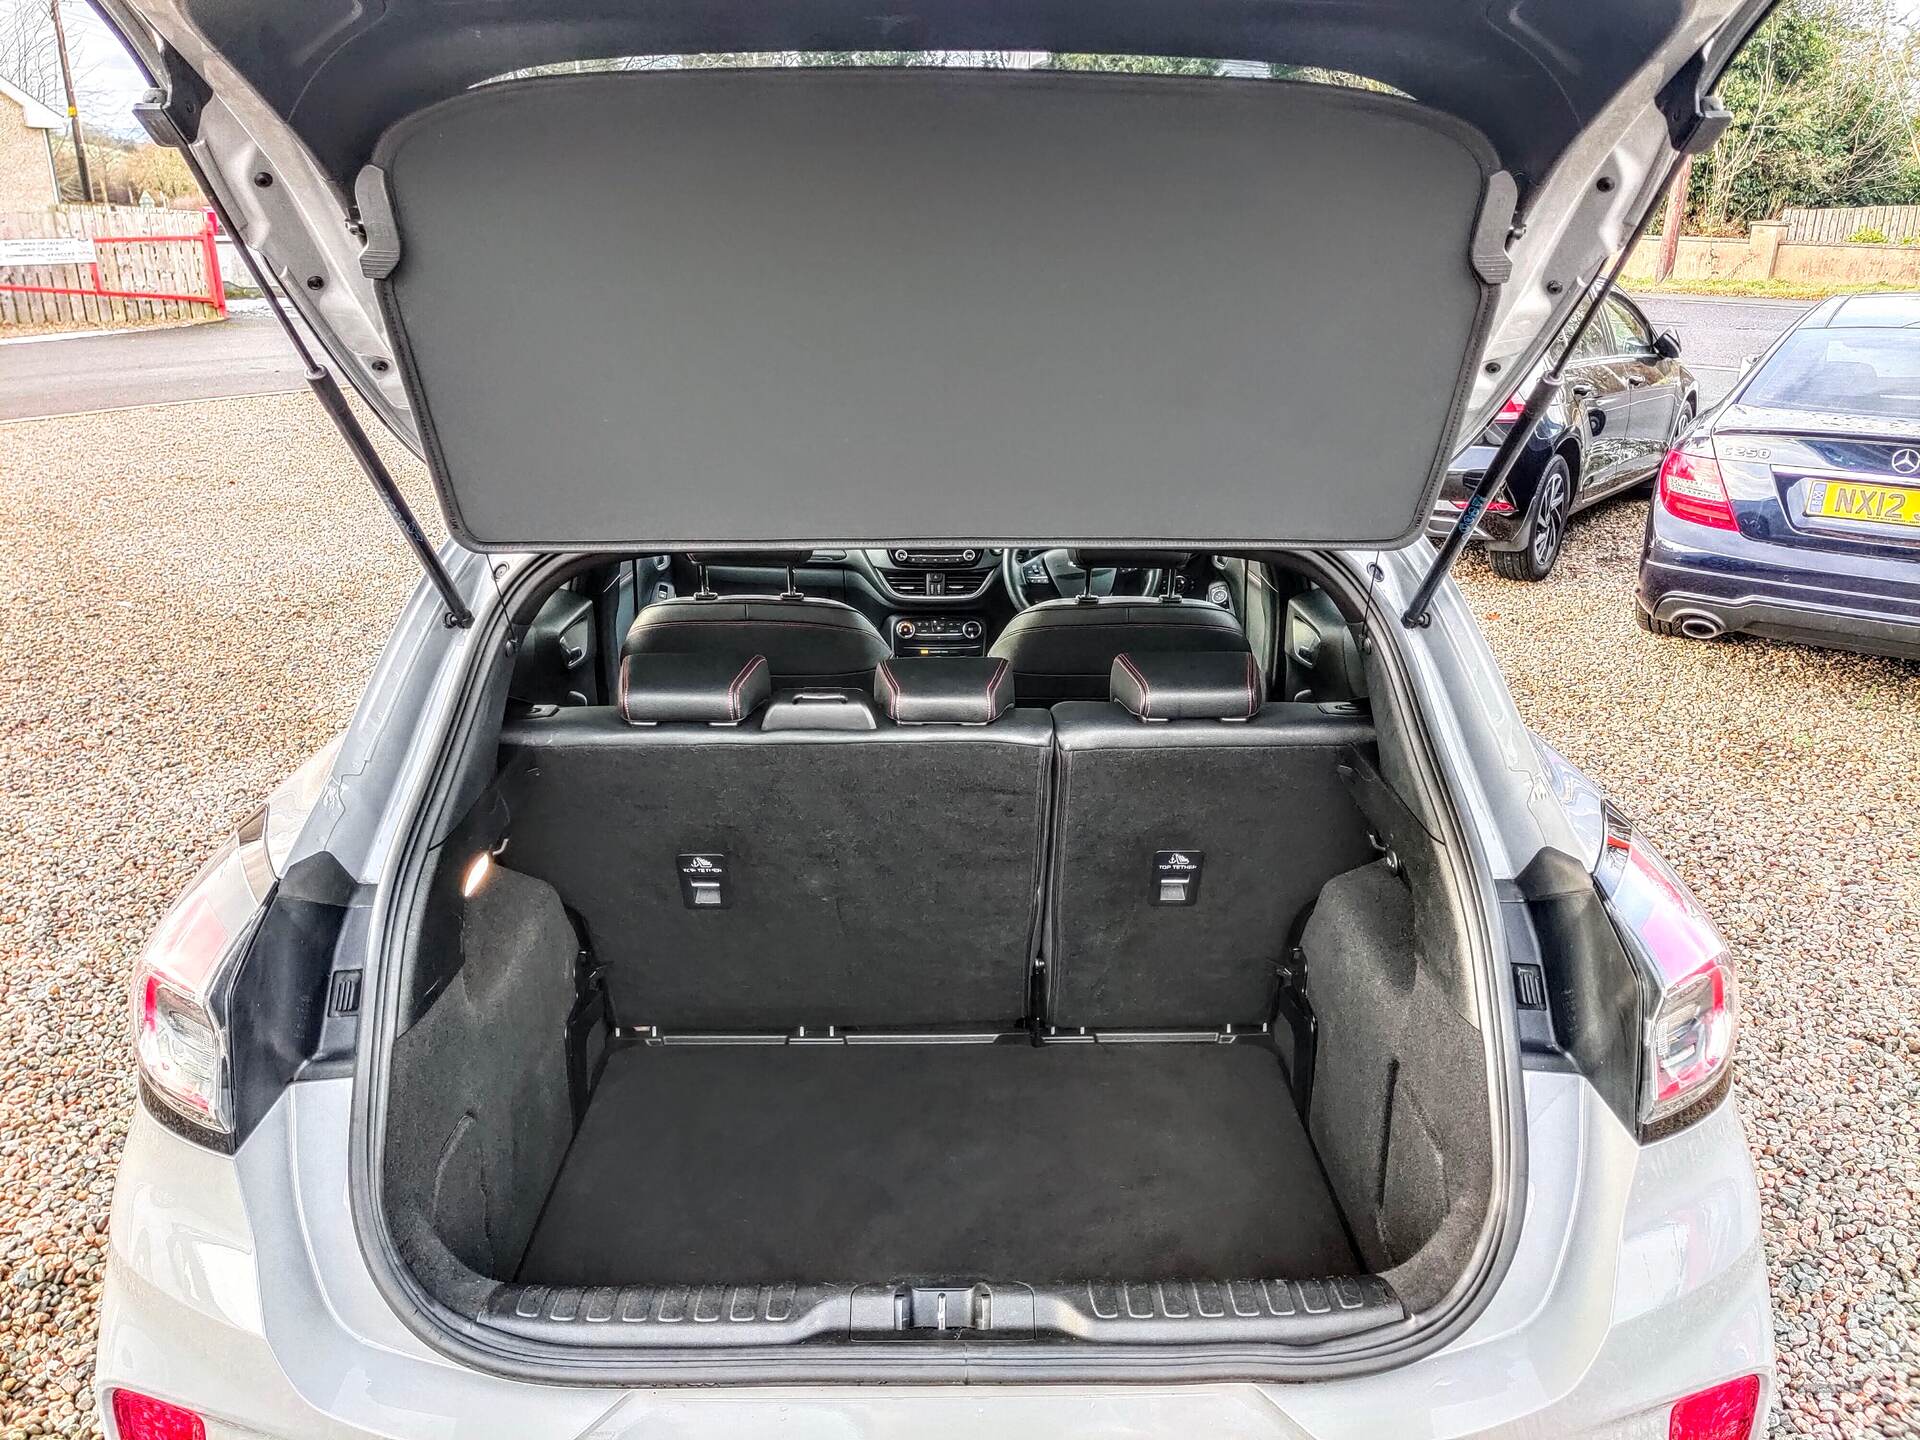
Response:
[0,208,226,316]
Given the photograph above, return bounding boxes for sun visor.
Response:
[367,69,1496,551]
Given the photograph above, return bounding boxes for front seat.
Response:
[989,550,1250,704]
[623,551,890,690]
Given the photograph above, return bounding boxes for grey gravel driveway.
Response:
[0,393,1915,1437]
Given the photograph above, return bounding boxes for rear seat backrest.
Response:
[497,653,1051,1031]
[1046,650,1378,1030]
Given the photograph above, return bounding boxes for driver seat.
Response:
[989,552,1250,704]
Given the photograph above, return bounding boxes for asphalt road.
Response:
[0,291,1812,423]
[1631,293,1815,408]
[0,311,307,422]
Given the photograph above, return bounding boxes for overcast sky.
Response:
[67,5,150,131]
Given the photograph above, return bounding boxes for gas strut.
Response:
[204,193,474,629]
[131,72,474,630]
[1403,92,1729,629]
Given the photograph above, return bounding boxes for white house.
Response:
[0,77,64,209]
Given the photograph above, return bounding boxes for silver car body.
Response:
[96,543,1773,1437]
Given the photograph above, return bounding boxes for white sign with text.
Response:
[0,237,99,268]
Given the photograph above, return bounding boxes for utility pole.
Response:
[48,0,95,204]
[1653,152,1693,284]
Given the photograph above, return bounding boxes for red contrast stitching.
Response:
[727,655,767,720]
[878,660,900,720]
[1115,653,1152,719]
[984,657,1009,721]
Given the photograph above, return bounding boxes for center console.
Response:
[864,548,1000,656]
[870,547,999,602]
[891,614,986,657]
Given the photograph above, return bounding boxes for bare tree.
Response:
[0,0,103,107]
[0,0,116,201]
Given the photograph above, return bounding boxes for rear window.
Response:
[1744,329,1920,419]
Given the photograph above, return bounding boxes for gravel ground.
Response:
[1458,504,1920,1439]
[0,394,1916,1436]
[0,394,430,1438]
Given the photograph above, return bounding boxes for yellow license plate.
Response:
[1806,479,1920,527]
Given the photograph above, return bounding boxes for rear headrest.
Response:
[875,656,1014,725]
[1111,651,1262,722]
[1067,548,1193,570]
[619,652,771,725]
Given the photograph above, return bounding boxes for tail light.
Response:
[108,1389,207,1440]
[1657,443,1738,531]
[1596,814,1739,1136]
[1668,1374,1763,1440]
[131,810,273,1140]
[1494,390,1527,423]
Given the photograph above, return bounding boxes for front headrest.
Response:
[1067,548,1193,570]
[686,549,815,568]
[1111,651,1263,722]
[874,656,1014,725]
[619,652,771,725]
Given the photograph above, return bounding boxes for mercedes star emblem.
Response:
[1892,448,1920,475]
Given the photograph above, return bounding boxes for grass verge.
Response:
[1628,276,1908,300]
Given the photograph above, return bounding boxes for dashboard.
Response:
[689,548,1231,658]
[860,548,1003,655]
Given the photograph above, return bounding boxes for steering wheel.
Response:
[999,548,1164,613]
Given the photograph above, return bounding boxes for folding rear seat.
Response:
[1045,651,1378,1030]
[495,653,1051,1031]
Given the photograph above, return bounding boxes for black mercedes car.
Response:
[1636,291,1920,659]
[1431,290,1695,580]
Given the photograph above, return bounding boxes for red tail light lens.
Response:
[1598,823,1740,1133]
[108,1389,207,1440]
[1668,1373,1763,1440]
[1657,443,1738,531]
[130,815,272,1137]
[1495,390,1527,422]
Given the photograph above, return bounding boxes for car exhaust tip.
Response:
[1673,611,1724,641]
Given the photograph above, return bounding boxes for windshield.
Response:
[1743,328,1920,419]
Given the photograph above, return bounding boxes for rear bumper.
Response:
[1639,510,1920,660]
[97,1070,1773,1439]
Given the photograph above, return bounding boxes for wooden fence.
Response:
[1780,204,1920,246]
[0,204,224,329]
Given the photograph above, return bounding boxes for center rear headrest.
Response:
[620,652,771,725]
[1066,548,1193,570]
[875,656,1014,725]
[1111,651,1263,722]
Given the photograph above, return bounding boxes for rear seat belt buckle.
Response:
[1367,830,1401,875]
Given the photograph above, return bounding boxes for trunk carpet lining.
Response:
[517,1041,1358,1287]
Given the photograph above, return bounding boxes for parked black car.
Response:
[1431,291,1695,580]
[1636,291,1920,660]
